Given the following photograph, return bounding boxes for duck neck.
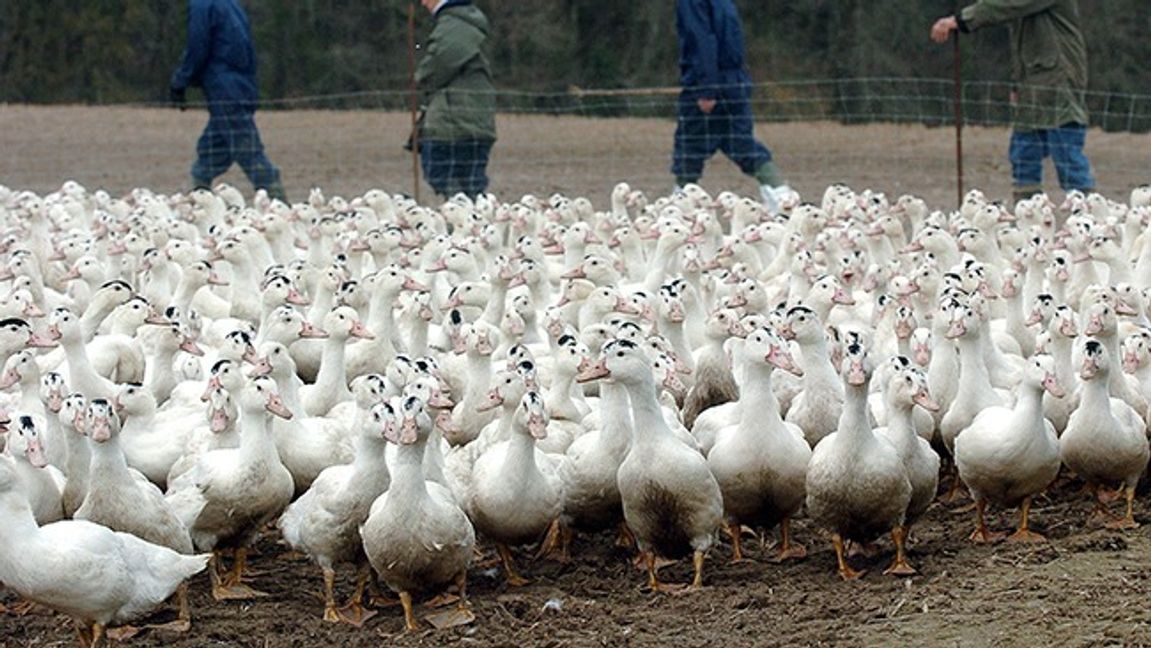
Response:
[598,381,632,455]
[389,439,429,501]
[480,280,509,327]
[1081,374,1115,419]
[64,427,90,482]
[739,362,780,429]
[885,398,916,450]
[0,489,38,540]
[1015,380,1044,419]
[313,333,350,396]
[956,334,994,391]
[239,406,281,463]
[546,371,580,420]
[838,381,872,444]
[88,434,132,483]
[459,351,492,409]
[800,336,839,386]
[275,370,305,415]
[623,377,668,447]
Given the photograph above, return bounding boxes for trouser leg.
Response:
[1048,123,1095,192]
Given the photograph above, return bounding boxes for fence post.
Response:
[952,19,964,209]
[407,2,421,204]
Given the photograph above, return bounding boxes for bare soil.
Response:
[1,105,1148,208]
[3,105,1151,647]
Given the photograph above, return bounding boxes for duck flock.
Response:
[2,179,1151,645]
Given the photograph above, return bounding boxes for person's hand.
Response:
[931,16,958,43]
[697,98,717,114]
[169,86,187,111]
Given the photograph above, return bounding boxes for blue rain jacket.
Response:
[170,0,259,113]
[676,0,752,101]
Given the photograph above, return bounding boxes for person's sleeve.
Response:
[415,18,482,93]
[170,0,212,90]
[959,0,1059,31]
[679,0,720,99]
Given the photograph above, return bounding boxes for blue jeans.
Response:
[191,106,282,192]
[1008,124,1095,192]
[419,139,494,199]
[671,88,772,184]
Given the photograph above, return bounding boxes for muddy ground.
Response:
[3,106,1151,647]
[4,479,1151,648]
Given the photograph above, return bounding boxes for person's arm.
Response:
[170,0,212,90]
[678,0,720,108]
[415,17,484,93]
[933,0,1060,41]
[960,0,1061,31]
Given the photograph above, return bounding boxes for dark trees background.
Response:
[1,1,1147,127]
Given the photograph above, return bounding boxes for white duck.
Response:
[782,306,844,446]
[805,342,912,579]
[0,457,208,648]
[467,391,564,586]
[1,411,64,524]
[1061,340,1149,529]
[300,306,374,417]
[278,400,393,626]
[578,339,723,591]
[73,400,197,632]
[251,342,354,493]
[875,358,941,569]
[955,354,1064,543]
[706,326,810,562]
[166,376,295,600]
[361,395,475,633]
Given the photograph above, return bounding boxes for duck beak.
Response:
[265,394,294,420]
[576,357,610,383]
[350,321,375,340]
[179,339,205,357]
[1080,358,1098,380]
[201,375,222,402]
[912,388,941,412]
[1042,373,1066,398]
[528,413,549,439]
[846,361,867,386]
[945,319,966,339]
[299,322,329,339]
[209,407,231,433]
[0,369,20,390]
[475,389,504,413]
[767,346,803,377]
[249,357,273,377]
[88,417,112,444]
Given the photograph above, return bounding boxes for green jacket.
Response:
[959,0,1089,130]
[416,2,496,142]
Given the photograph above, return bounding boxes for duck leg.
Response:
[321,567,340,623]
[1086,483,1119,527]
[399,591,421,633]
[689,549,706,590]
[832,534,865,580]
[770,517,807,563]
[642,551,684,593]
[939,465,968,504]
[496,543,531,587]
[336,564,379,627]
[212,547,269,600]
[968,498,1006,543]
[88,622,106,648]
[615,522,637,550]
[726,521,747,563]
[146,582,194,633]
[1007,497,1048,543]
[1105,485,1140,530]
[535,518,571,564]
[883,525,917,576]
[425,570,475,630]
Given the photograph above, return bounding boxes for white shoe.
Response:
[759,184,781,214]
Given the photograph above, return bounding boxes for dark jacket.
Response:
[959,0,1089,130]
[170,0,260,113]
[416,1,497,142]
[676,0,752,101]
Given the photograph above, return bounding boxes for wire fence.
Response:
[2,78,1149,208]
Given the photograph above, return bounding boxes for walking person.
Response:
[931,0,1095,205]
[413,0,497,201]
[673,0,791,213]
[170,0,286,201]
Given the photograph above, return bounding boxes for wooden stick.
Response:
[407,2,421,204]
[952,16,965,209]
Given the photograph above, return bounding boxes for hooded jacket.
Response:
[676,0,753,102]
[416,1,497,142]
[170,0,260,113]
[959,0,1089,130]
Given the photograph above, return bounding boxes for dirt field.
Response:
[1,104,1148,208]
[3,105,1151,647]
